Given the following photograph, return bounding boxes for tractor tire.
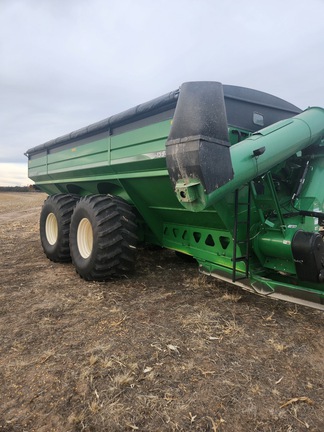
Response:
[69,194,138,281]
[40,194,79,262]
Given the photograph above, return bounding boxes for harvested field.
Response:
[0,192,323,431]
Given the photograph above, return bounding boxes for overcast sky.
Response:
[1,0,324,185]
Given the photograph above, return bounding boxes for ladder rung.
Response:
[233,276,248,281]
[234,256,248,262]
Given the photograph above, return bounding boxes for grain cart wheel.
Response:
[69,194,138,281]
[40,194,79,262]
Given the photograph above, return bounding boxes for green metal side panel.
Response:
[28,155,48,182]
[110,120,171,169]
[47,135,110,178]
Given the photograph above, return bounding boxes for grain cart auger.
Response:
[25,81,324,310]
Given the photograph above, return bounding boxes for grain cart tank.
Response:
[25,81,324,310]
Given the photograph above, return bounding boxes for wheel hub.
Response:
[77,218,93,259]
[45,213,58,245]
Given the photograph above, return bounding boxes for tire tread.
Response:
[70,195,138,281]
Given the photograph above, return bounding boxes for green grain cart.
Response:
[25,81,324,310]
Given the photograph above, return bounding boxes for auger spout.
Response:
[166,82,324,212]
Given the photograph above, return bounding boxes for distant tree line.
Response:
[0,185,39,192]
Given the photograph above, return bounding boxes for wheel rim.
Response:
[77,218,93,259]
[45,213,58,245]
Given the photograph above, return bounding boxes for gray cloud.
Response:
[1,0,324,169]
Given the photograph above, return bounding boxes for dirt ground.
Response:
[0,192,323,432]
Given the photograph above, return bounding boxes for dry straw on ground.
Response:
[0,192,323,431]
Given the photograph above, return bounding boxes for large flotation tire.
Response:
[69,194,137,281]
[40,194,79,262]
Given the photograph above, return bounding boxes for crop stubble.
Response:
[0,192,323,431]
